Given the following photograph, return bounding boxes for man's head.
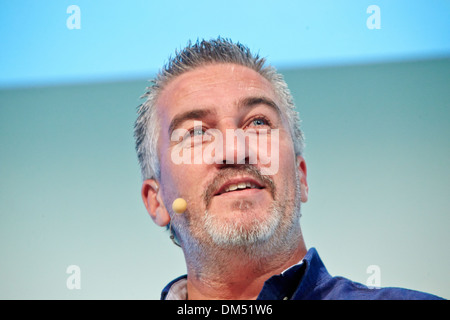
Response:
[135,38,308,259]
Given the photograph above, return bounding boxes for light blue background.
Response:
[1,0,449,87]
[0,1,449,299]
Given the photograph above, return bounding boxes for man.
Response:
[134,38,442,300]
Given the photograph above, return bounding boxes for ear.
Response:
[296,155,309,203]
[141,179,170,227]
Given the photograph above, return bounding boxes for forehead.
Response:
[156,63,279,120]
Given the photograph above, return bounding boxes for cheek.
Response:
[159,133,191,188]
[160,153,206,203]
[159,132,212,209]
[159,146,186,199]
[271,135,298,192]
[160,154,188,191]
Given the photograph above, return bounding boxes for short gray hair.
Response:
[134,37,304,181]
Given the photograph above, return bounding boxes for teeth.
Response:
[223,182,258,193]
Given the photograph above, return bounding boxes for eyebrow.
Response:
[167,96,281,136]
[168,109,216,136]
[236,96,281,116]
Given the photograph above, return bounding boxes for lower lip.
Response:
[214,188,264,198]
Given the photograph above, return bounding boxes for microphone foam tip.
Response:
[172,198,187,214]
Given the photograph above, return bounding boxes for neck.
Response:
[183,231,307,300]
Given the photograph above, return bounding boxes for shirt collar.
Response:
[164,276,188,300]
[256,249,315,300]
[289,247,331,299]
[160,247,326,300]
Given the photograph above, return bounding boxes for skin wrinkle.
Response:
[168,96,281,139]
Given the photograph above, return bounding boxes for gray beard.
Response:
[203,198,298,253]
[175,170,303,267]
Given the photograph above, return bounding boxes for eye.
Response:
[180,127,208,148]
[248,116,272,128]
[191,128,206,136]
[252,118,267,126]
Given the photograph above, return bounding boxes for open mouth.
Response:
[214,179,265,196]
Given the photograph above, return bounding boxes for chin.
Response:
[203,204,282,247]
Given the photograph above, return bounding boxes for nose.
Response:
[222,128,249,165]
[200,120,279,175]
[201,118,259,168]
[210,124,259,167]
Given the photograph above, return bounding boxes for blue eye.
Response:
[191,128,205,136]
[252,118,267,126]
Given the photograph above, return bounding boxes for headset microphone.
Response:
[169,198,187,247]
[172,198,187,214]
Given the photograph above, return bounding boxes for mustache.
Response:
[203,165,276,209]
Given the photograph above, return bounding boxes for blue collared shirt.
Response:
[161,248,443,300]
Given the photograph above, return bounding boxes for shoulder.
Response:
[294,248,444,300]
[312,276,444,300]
